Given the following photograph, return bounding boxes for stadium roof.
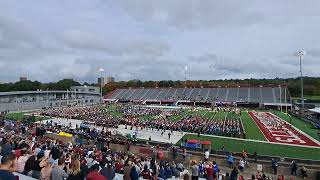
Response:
[309,107,320,114]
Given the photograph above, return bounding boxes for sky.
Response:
[0,0,320,83]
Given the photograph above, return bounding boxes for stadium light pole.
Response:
[297,51,305,108]
[184,64,187,88]
[98,68,104,104]
[46,88,49,108]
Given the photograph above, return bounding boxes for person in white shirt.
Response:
[16,150,30,173]
[44,147,51,158]
[85,154,94,169]
[34,144,42,155]
[204,150,210,162]
[239,158,245,172]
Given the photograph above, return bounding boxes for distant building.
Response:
[70,86,100,94]
[98,76,115,86]
[20,77,28,81]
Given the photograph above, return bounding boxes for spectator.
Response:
[115,159,124,174]
[183,148,187,160]
[242,150,248,161]
[204,150,210,162]
[191,161,199,180]
[227,153,234,168]
[85,154,94,169]
[290,160,298,176]
[51,158,69,180]
[23,155,36,176]
[177,162,184,172]
[238,175,244,180]
[300,166,308,179]
[0,153,17,180]
[225,172,230,180]
[164,163,172,179]
[213,161,219,177]
[86,164,106,180]
[230,167,238,180]
[16,150,30,173]
[34,144,42,155]
[198,160,205,178]
[253,151,258,163]
[40,158,53,180]
[256,171,262,180]
[251,174,256,180]
[141,164,151,179]
[67,160,84,180]
[271,158,278,175]
[277,175,285,180]
[1,141,13,157]
[130,165,139,180]
[32,151,46,178]
[159,166,166,179]
[238,158,245,172]
[205,163,214,180]
[80,158,89,177]
[100,161,115,180]
[123,161,132,180]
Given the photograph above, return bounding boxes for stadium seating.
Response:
[106,87,291,104]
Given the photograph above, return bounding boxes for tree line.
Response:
[1,77,320,97]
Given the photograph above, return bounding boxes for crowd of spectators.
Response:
[40,106,119,128]
[0,105,314,179]
[0,118,247,180]
[38,105,244,139]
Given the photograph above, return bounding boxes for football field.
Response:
[5,106,320,160]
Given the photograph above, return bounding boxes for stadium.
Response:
[1,82,320,179]
[1,1,320,180]
[105,86,292,108]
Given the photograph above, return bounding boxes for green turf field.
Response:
[241,111,266,141]
[106,105,124,117]
[274,111,320,141]
[4,112,26,120]
[5,112,49,122]
[179,134,320,160]
[105,105,320,160]
[214,111,226,120]
[168,110,188,121]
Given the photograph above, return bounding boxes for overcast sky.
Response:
[0,0,320,83]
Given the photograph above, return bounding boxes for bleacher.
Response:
[106,87,291,105]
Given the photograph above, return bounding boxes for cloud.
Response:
[0,0,320,83]
[114,0,265,29]
[0,17,42,50]
[62,29,169,57]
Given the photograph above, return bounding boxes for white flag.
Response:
[98,68,104,72]
[185,64,187,71]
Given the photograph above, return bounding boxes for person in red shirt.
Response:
[239,175,245,180]
[158,150,164,160]
[277,175,285,180]
[86,164,106,180]
[141,165,151,179]
[15,149,22,159]
[205,164,214,180]
[115,159,124,174]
